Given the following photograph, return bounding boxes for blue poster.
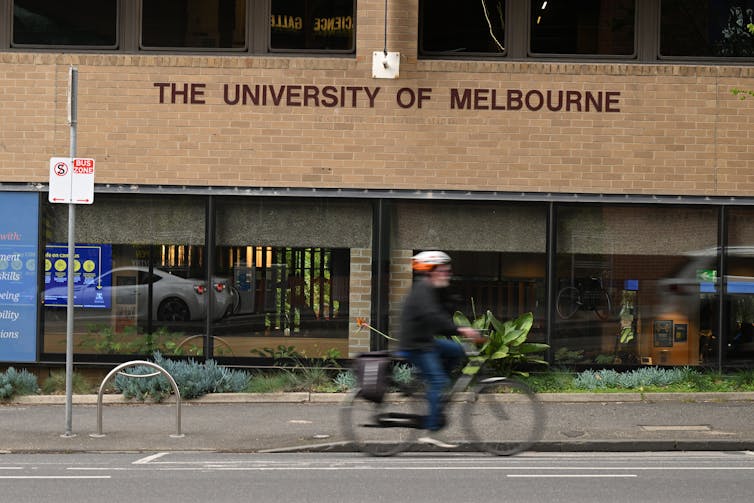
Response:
[0,192,38,363]
[44,244,113,308]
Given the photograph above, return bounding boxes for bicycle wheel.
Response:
[594,289,612,320]
[555,286,580,319]
[463,378,544,456]
[340,388,423,456]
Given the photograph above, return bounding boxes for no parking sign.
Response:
[49,157,95,204]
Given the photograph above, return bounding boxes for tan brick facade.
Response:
[1,0,753,197]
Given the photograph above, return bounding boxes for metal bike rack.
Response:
[90,360,184,438]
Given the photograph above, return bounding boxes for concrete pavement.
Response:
[2,392,754,454]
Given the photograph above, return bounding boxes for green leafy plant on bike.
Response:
[453,310,549,377]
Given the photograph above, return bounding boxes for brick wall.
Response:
[0,0,753,196]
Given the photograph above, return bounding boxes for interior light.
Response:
[541,1,547,9]
[537,15,542,24]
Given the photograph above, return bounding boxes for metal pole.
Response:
[63,66,78,438]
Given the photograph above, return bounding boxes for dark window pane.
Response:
[530,0,635,55]
[142,0,246,48]
[270,0,354,52]
[420,0,506,54]
[13,0,117,46]
[661,0,754,57]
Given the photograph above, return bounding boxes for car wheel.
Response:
[157,298,191,322]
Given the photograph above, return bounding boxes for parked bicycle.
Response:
[340,346,544,456]
[555,276,612,320]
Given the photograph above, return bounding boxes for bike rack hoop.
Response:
[91,360,184,438]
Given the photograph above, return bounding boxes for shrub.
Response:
[0,367,39,399]
[114,352,250,401]
[41,371,92,394]
[573,367,692,390]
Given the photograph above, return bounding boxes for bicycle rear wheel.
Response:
[340,388,423,456]
[593,289,612,320]
[463,379,544,456]
[555,286,580,319]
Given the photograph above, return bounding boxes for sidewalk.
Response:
[2,392,754,454]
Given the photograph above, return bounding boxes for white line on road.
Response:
[133,452,169,464]
[0,476,111,479]
[508,474,638,478]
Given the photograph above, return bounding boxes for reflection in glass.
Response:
[142,0,246,48]
[420,0,506,55]
[661,0,754,57]
[13,0,117,46]
[554,205,718,367]
[270,0,355,51]
[530,0,635,55]
[725,209,754,364]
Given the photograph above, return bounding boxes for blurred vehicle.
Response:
[45,266,236,322]
[655,247,754,312]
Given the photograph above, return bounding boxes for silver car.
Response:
[45,266,236,322]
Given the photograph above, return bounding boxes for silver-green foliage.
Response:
[333,370,357,391]
[114,352,250,401]
[0,367,39,399]
[573,367,693,390]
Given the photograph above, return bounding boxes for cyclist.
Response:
[399,250,482,448]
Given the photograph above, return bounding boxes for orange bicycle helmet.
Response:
[411,250,451,272]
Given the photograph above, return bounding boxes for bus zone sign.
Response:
[49,157,95,204]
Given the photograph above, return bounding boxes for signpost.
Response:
[47,67,94,438]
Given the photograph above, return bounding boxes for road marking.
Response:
[508,474,638,478]
[640,425,711,431]
[0,476,111,479]
[0,467,23,470]
[133,452,169,464]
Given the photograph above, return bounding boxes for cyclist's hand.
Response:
[457,327,485,344]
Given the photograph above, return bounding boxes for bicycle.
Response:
[340,347,544,456]
[555,276,612,320]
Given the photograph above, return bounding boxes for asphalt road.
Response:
[2,451,754,503]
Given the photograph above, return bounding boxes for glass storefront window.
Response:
[269,0,355,52]
[141,0,246,49]
[725,208,754,364]
[554,205,719,367]
[42,195,209,357]
[214,198,370,359]
[12,0,117,47]
[419,0,506,55]
[392,201,547,345]
[661,0,754,57]
[530,0,635,56]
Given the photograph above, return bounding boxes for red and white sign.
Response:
[49,157,95,204]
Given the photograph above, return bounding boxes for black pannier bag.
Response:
[353,351,391,402]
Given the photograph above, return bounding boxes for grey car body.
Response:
[45,266,235,322]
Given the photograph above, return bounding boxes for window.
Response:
[530,0,635,56]
[419,0,506,55]
[214,198,370,359]
[12,0,118,47]
[42,195,210,357]
[554,205,718,367]
[660,0,754,57]
[391,201,547,345]
[141,0,246,49]
[269,0,355,52]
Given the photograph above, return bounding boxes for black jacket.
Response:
[399,277,460,350]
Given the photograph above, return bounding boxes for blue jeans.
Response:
[404,339,465,431]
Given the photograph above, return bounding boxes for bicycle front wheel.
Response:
[463,379,544,456]
[555,286,580,319]
[340,388,422,456]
